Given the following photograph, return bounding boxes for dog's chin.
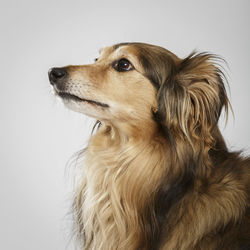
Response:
[57,91,110,119]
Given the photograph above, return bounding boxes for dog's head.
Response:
[49,42,229,145]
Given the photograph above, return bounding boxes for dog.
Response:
[49,42,250,250]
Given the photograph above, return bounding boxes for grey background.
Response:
[0,0,249,249]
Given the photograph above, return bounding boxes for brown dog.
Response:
[49,43,250,250]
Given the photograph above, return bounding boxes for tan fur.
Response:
[50,43,250,250]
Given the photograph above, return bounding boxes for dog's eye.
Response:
[113,58,134,72]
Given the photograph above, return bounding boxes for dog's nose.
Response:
[48,67,67,85]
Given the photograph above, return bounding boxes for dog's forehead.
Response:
[99,46,113,57]
[99,45,138,60]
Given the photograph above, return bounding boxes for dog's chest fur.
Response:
[78,127,169,249]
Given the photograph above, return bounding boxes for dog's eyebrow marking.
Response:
[113,43,130,51]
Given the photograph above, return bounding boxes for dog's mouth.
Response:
[57,92,109,108]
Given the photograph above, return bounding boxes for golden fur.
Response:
[49,43,250,249]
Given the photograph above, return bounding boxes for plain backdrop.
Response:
[0,0,249,249]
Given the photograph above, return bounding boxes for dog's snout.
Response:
[49,67,67,85]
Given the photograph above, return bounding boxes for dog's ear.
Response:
[154,52,229,147]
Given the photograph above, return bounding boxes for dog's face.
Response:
[49,44,163,126]
[49,42,228,143]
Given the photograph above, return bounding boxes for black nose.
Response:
[48,67,67,85]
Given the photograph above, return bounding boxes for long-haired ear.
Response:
[155,52,230,148]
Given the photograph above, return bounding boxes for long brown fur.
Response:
[49,42,250,249]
